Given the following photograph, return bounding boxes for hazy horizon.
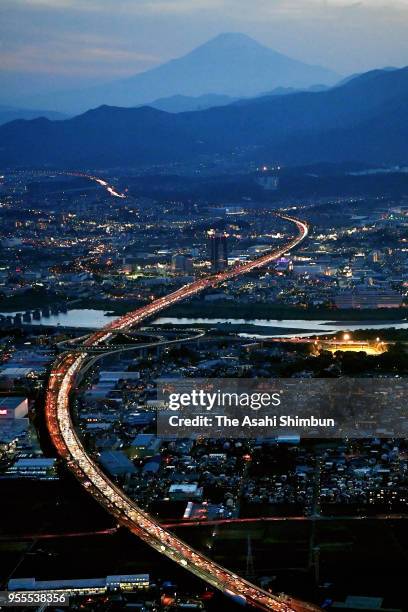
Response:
[1,0,408,104]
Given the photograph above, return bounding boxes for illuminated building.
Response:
[129,433,161,458]
[171,254,193,273]
[335,288,403,309]
[207,230,228,271]
[6,457,57,479]
[8,575,150,596]
[0,397,28,419]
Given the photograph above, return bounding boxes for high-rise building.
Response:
[256,167,280,191]
[171,254,193,274]
[208,230,228,272]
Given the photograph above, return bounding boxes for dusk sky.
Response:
[2,0,408,97]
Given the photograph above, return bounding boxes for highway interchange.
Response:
[44,176,320,612]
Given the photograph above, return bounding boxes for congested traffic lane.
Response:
[45,214,320,612]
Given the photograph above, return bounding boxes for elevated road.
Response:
[45,212,319,612]
[57,329,206,354]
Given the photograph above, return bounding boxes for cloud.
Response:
[0,26,161,77]
[16,0,408,10]
[5,0,231,13]
[5,0,408,22]
[11,0,408,7]
[1,0,408,85]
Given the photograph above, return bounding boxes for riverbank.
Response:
[4,293,406,323]
[155,321,311,337]
[0,289,67,312]
[165,301,408,322]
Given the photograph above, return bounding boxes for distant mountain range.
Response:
[147,85,329,113]
[0,88,330,124]
[7,33,340,114]
[1,66,407,169]
[0,105,67,126]
[146,93,239,113]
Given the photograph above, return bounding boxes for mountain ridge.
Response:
[0,105,67,126]
[1,66,407,169]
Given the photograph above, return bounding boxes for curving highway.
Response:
[67,171,127,198]
[45,208,320,612]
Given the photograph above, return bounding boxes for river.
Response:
[155,316,408,338]
[2,309,408,337]
[0,309,117,328]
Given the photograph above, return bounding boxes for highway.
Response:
[45,210,320,612]
[67,171,127,198]
[161,514,408,529]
